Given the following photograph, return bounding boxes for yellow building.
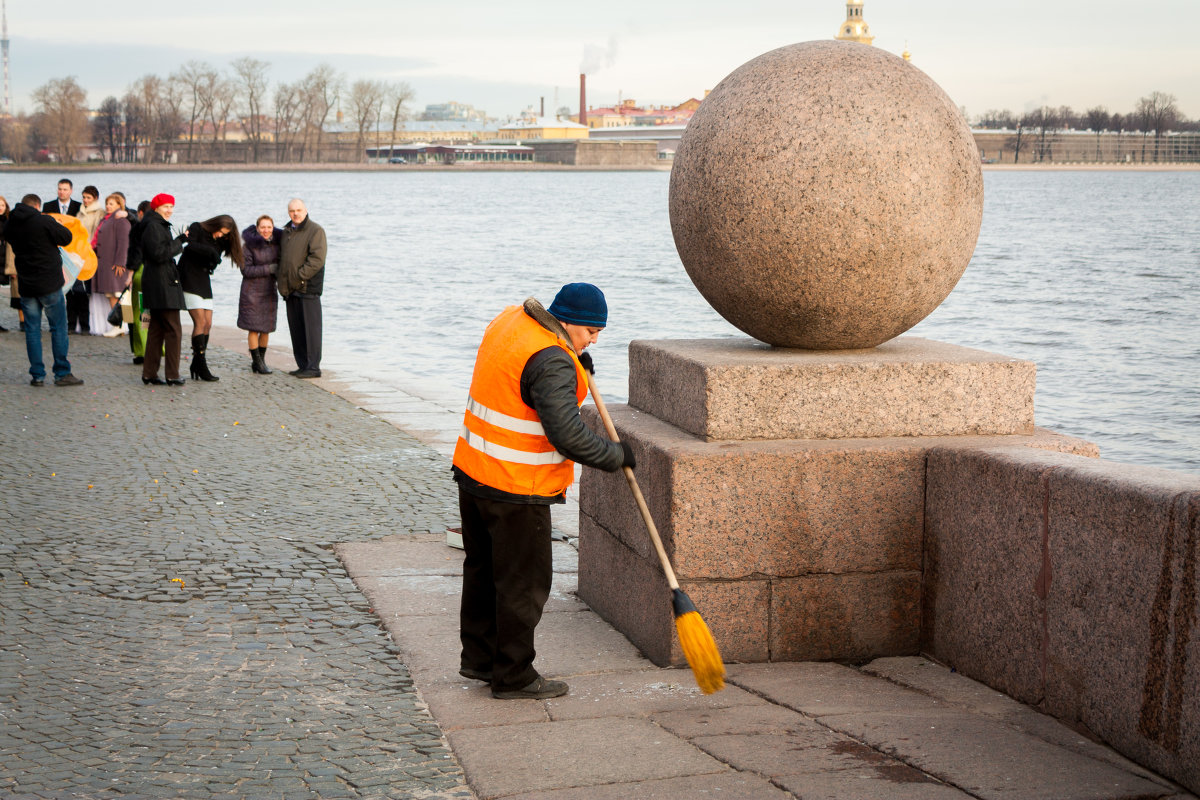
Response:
[835,0,874,45]
[498,117,589,140]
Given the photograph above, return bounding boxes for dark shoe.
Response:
[166,378,186,386]
[293,369,321,379]
[30,377,44,387]
[492,675,568,700]
[142,376,165,385]
[288,368,303,376]
[459,667,492,683]
[133,356,145,364]
[54,374,84,386]
[255,347,272,374]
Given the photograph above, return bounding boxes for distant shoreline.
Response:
[981,162,1200,172]
[0,162,672,173]
[1,161,1193,173]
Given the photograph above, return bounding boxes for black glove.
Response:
[620,441,636,469]
[578,351,594,374]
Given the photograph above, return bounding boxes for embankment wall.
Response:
[924,446,1199,792]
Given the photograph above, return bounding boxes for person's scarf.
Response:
[91,213,110,250]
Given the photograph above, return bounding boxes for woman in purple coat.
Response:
[238,215,281,374]
[92,193,132,336]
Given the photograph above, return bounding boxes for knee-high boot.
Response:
[190,335,219,382]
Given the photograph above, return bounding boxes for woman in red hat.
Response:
[138,193,187,385]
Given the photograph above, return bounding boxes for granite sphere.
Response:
[669,40,984,349]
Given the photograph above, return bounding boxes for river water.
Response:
[11,168,1198,474]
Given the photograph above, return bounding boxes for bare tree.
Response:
[93,96,122,163]
[384,81,415,161]
[298,64,342,162]
[1023,106,1059,162]
[347,79,386,162]
[273,81,303,163]
[31,76,89,162]
[1007,120,1027,163]
[121,91,144,163]
[173,60,218,161]
[0,114,34,163]
[978,109,1016,130]
[1136,91,1179,163]
[1084,106,1109,162]
[231,57,270,162]
[198,73,237,159]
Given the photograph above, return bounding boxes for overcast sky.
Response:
[7,0,1198,120]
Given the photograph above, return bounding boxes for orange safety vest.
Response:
[452,305,589,498]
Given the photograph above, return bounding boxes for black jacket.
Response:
[3,203,71,297]
[454,303,626,505]
[126,215,149,268]
[178,222,223,298]
[42,198,81,217]
[139,211,185,310]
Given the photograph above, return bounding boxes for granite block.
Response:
[582,404,928,578]
[1043,460,1200,793]
[626,337,1035,440]
[922,445,1084,704]
[577,514,770,667]
[771,571,921,661]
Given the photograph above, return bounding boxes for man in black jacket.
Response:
[451,283,634,699]
[4,194,83,386]
[41,179,81,216]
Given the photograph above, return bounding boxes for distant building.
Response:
[419,101,488,123]
[498,116,589,140]
[835,0,874,45]
[571,97,703,129]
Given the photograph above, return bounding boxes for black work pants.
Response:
[458,487,553,692]
[285,292,322,370]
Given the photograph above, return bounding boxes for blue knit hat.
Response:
[548,283,607,327]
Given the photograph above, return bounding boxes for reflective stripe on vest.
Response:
[452,305,587,497]
[465,395,547,437]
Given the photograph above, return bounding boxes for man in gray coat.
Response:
[277,198,327,378]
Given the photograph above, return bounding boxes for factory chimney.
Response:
[579,74,587,127]
[540,96,545,118]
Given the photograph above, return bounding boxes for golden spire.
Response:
[902,40,912,61]
[835,0,875,45]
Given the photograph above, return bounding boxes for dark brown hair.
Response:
[197,214,245,267]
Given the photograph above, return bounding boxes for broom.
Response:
[587,374,726,694]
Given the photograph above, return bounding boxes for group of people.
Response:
[1,178,327,386]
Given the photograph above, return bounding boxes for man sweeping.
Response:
[452,283,636,700]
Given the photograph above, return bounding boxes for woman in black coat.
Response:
[178,214,244,381]
[139,194,187,385]
[238,215,281,374]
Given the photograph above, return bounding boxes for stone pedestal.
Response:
[577,337,1097,667]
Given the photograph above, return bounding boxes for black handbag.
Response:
[107,291,126,327]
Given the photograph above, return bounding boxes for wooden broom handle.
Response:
[587,374,681,591]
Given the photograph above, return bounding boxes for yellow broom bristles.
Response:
[674,608,726,695]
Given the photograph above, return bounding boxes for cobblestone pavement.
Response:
[0,311,472,799]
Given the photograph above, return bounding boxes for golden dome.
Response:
[835,0,875,46]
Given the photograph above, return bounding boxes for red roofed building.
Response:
[572,97,703,129]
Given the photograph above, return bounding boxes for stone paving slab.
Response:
[446,717,728,799]
[823,709,1170,800]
